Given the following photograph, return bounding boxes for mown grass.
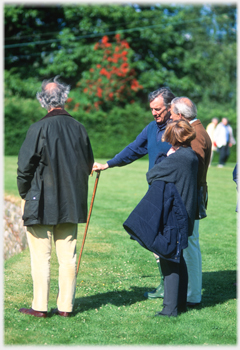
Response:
[4,156,237,346]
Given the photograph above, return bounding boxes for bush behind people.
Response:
[4,96,237,161]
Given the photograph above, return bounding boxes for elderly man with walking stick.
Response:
[17,76,94,318]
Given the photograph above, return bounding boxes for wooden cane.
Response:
[76,170,101,276]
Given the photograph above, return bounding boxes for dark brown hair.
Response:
[162,120,196,147]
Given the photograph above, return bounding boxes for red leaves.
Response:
[131,79,143,91]
[109,92,114,100]
[78,34,143,111]
[115,33,121,42]
[121,40,130,49]
[97,87,103,98]
[102,36,109,44]
[100,68,111,79]
[101,35,111,47]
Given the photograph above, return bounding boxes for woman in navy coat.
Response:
[147,120,198,317]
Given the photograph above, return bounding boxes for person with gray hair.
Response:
[170,96,212,307]
[17,76,94,318]
[93,87,175,171]
[170,96,197,119]
[93,87,175,299]
[36,75,70,110]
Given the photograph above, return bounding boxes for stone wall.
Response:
[4,199,28,260]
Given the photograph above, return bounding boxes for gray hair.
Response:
[148,87,175,108]
[36,76,71,110]
[171,97,197,120]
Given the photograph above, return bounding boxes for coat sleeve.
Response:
[107,125,149,167]
[17,125,42,199]
[147,153,178,185]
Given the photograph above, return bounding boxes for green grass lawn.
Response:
[4,156,237,345]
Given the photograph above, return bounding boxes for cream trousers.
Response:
[26,222,78,313]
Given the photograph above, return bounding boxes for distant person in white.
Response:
[214,117,236,168]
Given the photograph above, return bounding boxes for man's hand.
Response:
[92,162,109,171]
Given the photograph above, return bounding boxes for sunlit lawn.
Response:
[4,156,237,345]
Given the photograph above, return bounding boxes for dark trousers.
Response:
[160,251,188,316]
[218,145,230,165]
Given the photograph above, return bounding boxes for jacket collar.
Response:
[41,108,72,120]
[156,120,168,132]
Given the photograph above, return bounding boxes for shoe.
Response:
[19,308,47,318]
[187,302,201,307]
[154,311,176,318]
[178,304,187,314]
[217,164,224,168]
[51,308,71,317]
[144,284,164,299]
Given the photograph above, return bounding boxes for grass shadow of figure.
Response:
[73,286,150,315]
[200,269,237,308]
[72,270,236,315]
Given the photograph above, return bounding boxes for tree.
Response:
[5,4,236,105]
[68,34,143,112]
[4,3,237,159]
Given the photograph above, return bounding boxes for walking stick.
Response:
[76,170,101,276]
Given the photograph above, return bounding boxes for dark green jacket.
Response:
[17,109,94,226]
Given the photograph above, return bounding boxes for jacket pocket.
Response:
[154,226,178,258]
[22,180,43,222]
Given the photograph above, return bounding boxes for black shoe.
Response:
[155,311,170,317]
[187,302,200,308]
[178,305,187,314]
[154,310,177,318]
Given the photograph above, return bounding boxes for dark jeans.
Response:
[218,145,230,165]
[160,251,188,316]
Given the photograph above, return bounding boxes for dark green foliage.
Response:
[4,97,45,155]
[65,103,151,158]
[4,4,237,160]
[4,97,237,161]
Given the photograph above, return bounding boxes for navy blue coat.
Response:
[123,180,189,263]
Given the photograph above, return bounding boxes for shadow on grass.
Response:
[201,269,237,307]
[72,269,236,315]
[73,286,147,315]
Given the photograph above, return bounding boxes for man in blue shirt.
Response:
[93,87,175,298]
[214,117,236,167]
